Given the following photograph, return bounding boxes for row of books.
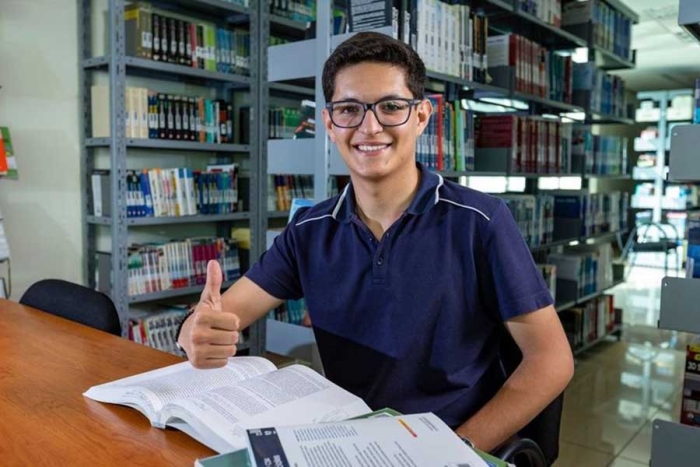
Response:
[687,212,700,279]
[571,126,629,175]
[267,175,342,212]
[418,96,475,172]
[553,191,628,239]
[411,0,489,83]
[502,195,555,249]
[128,307,188,356]
[476,115,574,175]
[559,295,619,351]
[632,183,699,211]
[91,86,235,144]
[517,0,562,27]
[270,0,315,24]
[124,2,250,75]
[563,0,633,61]
[548,243,615,300]
[487,33,574,103]
[573,63,628,117]
[268,101,315,140]
[126,239,241,297]
[128,304,250,356]
[91,165,240,219]
[269,298,309,327]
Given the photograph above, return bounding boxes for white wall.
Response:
[0,0,82,299]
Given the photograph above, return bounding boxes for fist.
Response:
[178,260,240,369]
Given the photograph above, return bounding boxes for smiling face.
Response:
[322,62,432,182]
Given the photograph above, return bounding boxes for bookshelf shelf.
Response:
[267,211,290,219]
[555,280,625,313]
[87,213,250,226]
[269,14,307,35]
[573,324,623,357]
[583,173,631,180]
[510,10,587,49]
[153,0,250,18]
[129,279,238,304]
[592,46,636,71]
[425,71,508,96]
[511,91,582,114]
[530,230,626,253]
[585,111,635,126]
[83,56,251,86]
[269,82,315,97]
[86,138,250,153]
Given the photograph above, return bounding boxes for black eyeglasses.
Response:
[325,97,423,129]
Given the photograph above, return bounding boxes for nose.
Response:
[358,108,384,134]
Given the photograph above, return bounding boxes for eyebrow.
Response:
[331,94,411,102]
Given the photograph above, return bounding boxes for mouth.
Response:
[352,143,392,155]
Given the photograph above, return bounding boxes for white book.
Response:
[84,357,371,454]
[139,87,149,139]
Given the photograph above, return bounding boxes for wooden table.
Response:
[0,299,219,466]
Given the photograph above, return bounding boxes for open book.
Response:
[247,412,490,467]
[83,357,371,453]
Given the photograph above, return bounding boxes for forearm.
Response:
[220,276,284,330]
[455,353,573,452]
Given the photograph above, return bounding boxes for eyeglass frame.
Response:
[324,97,424,129]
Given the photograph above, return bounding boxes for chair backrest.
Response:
[19,279,121,336]
[499,330,564,467]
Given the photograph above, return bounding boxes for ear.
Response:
[415,99,433,136]
[322,108,337,143]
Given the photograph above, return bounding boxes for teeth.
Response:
[357,144,388,152]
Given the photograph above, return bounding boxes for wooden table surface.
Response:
[0,299,234,466]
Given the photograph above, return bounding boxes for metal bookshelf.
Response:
[651,3,700,452]
[78,0,264,355]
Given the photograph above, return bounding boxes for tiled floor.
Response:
[554,266,693,466]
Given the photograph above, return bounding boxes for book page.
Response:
[247,412,489,467]
[161,364,371,452]
[83,357,276,425]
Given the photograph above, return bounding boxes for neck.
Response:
[352,164,421,236]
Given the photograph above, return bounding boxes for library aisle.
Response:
[555,266,691,466]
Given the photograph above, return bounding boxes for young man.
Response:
[177,32,574,453]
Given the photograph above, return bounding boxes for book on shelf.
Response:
[90,166,240,218]
[418,95,475,172]
[487,33,574,103]
[0,127,18,180]
[475,115,573,175]
[559,295,618,350]
[83,357,373,454]
[122,1,250,75]
[91,85,235,144]
[562,0,633,61]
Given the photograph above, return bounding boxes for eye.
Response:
[378,100,409,112]
[334,103,362,114]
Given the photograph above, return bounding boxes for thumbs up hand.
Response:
[178,260,240,369]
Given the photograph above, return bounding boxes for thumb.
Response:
[202,260,223,310]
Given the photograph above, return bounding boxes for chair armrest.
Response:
[492,437,547,467]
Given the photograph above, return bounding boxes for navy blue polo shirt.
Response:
[246,162,553,428]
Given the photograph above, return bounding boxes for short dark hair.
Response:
[322,32,426,102]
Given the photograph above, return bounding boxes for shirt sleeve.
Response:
[244,209,308,301]
[481,200,555,321]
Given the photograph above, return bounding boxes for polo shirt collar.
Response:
[332,162,443,224]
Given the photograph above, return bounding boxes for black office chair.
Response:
[492,331,564,467]
[19,279,121,336]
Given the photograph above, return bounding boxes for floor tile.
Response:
[554,441,613,467]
